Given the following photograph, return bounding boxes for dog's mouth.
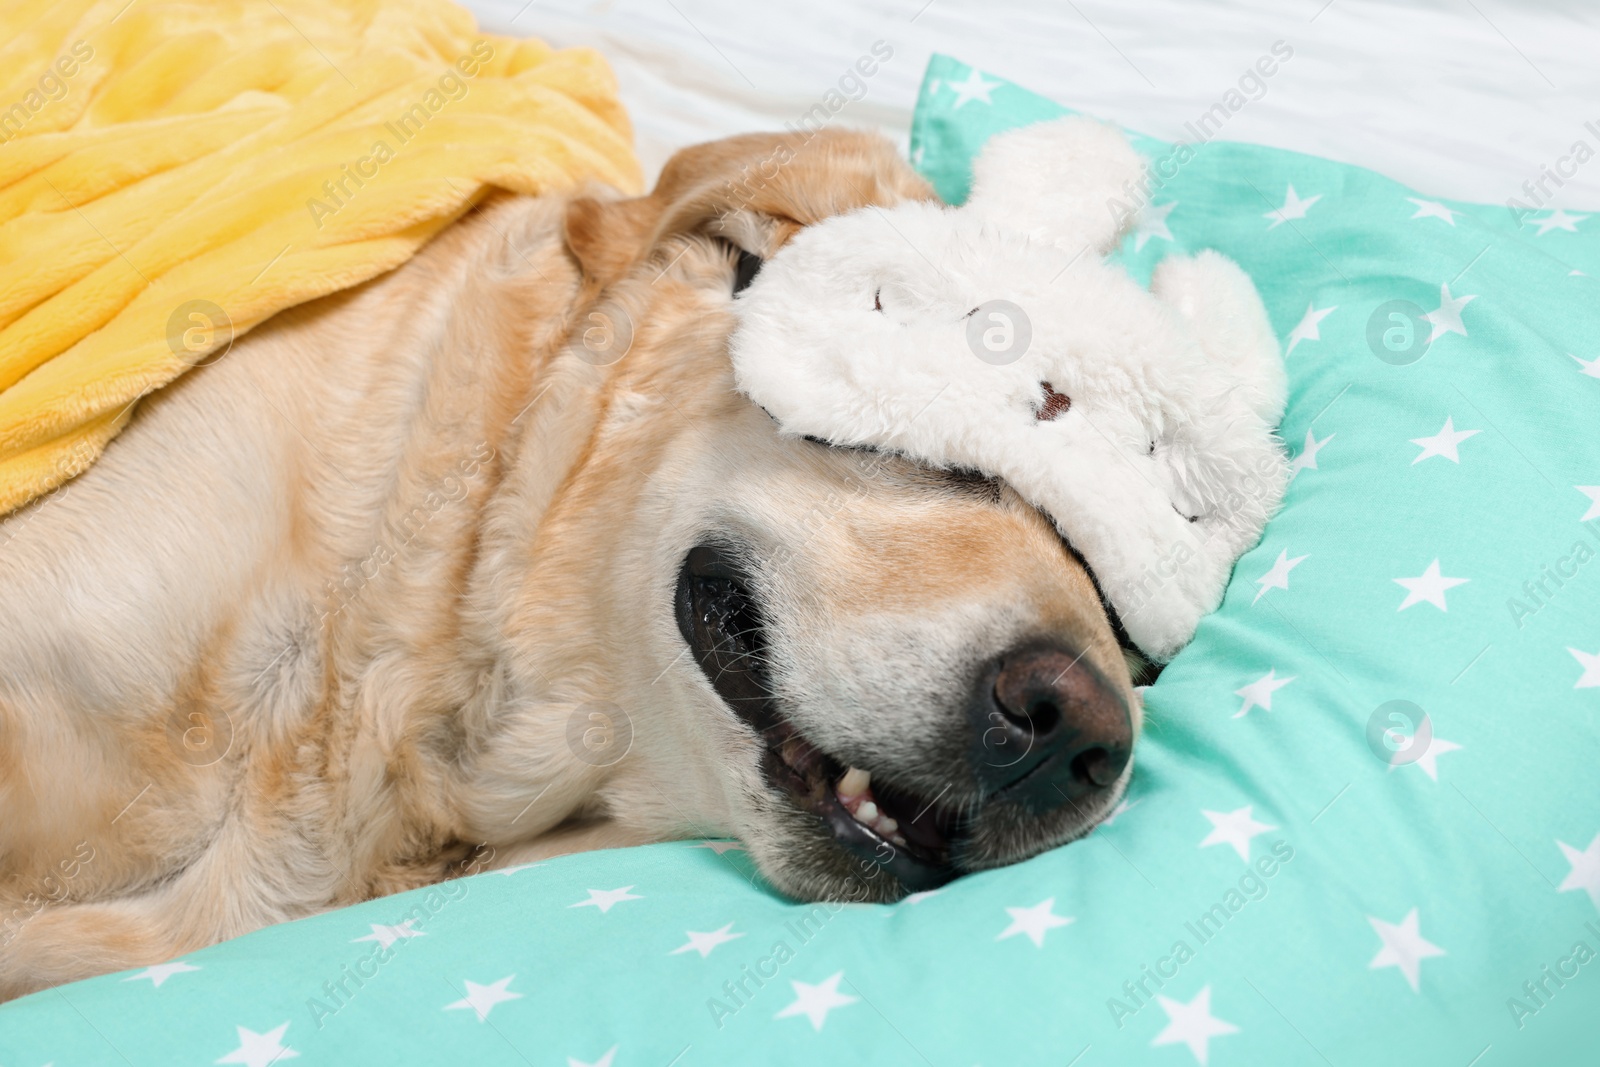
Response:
[674,544,967,893]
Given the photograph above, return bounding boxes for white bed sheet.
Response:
[464,0,1600,210]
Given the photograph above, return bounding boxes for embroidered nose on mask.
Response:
[1035,382,1071,421]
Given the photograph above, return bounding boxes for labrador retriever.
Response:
[0,128,1139,999]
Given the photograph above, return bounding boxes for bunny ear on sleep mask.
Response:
[728,117,1289,662]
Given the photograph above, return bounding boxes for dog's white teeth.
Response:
[843,794,901,840]
[840,792,905,842]
[837,766,871,801]
[839,769,901,840]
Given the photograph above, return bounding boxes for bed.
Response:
[3,3,1598,1064]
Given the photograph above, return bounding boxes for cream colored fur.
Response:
[0,130,1136,1000]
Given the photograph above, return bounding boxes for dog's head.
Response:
[491,130,1143,902]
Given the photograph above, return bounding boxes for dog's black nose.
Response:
[970,641,1131,811]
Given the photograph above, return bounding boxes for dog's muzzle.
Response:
[675,542,1131,895]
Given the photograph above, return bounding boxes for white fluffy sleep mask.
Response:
[728,116,1290,662]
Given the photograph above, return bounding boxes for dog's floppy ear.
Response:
[563,129,936,286]
[562,192,664,288]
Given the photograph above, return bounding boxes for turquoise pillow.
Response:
[5,56,1599,1067]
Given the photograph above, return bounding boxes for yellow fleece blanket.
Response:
[0,0,640,516]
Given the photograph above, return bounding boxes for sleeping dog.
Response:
[0,129,1139,999]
